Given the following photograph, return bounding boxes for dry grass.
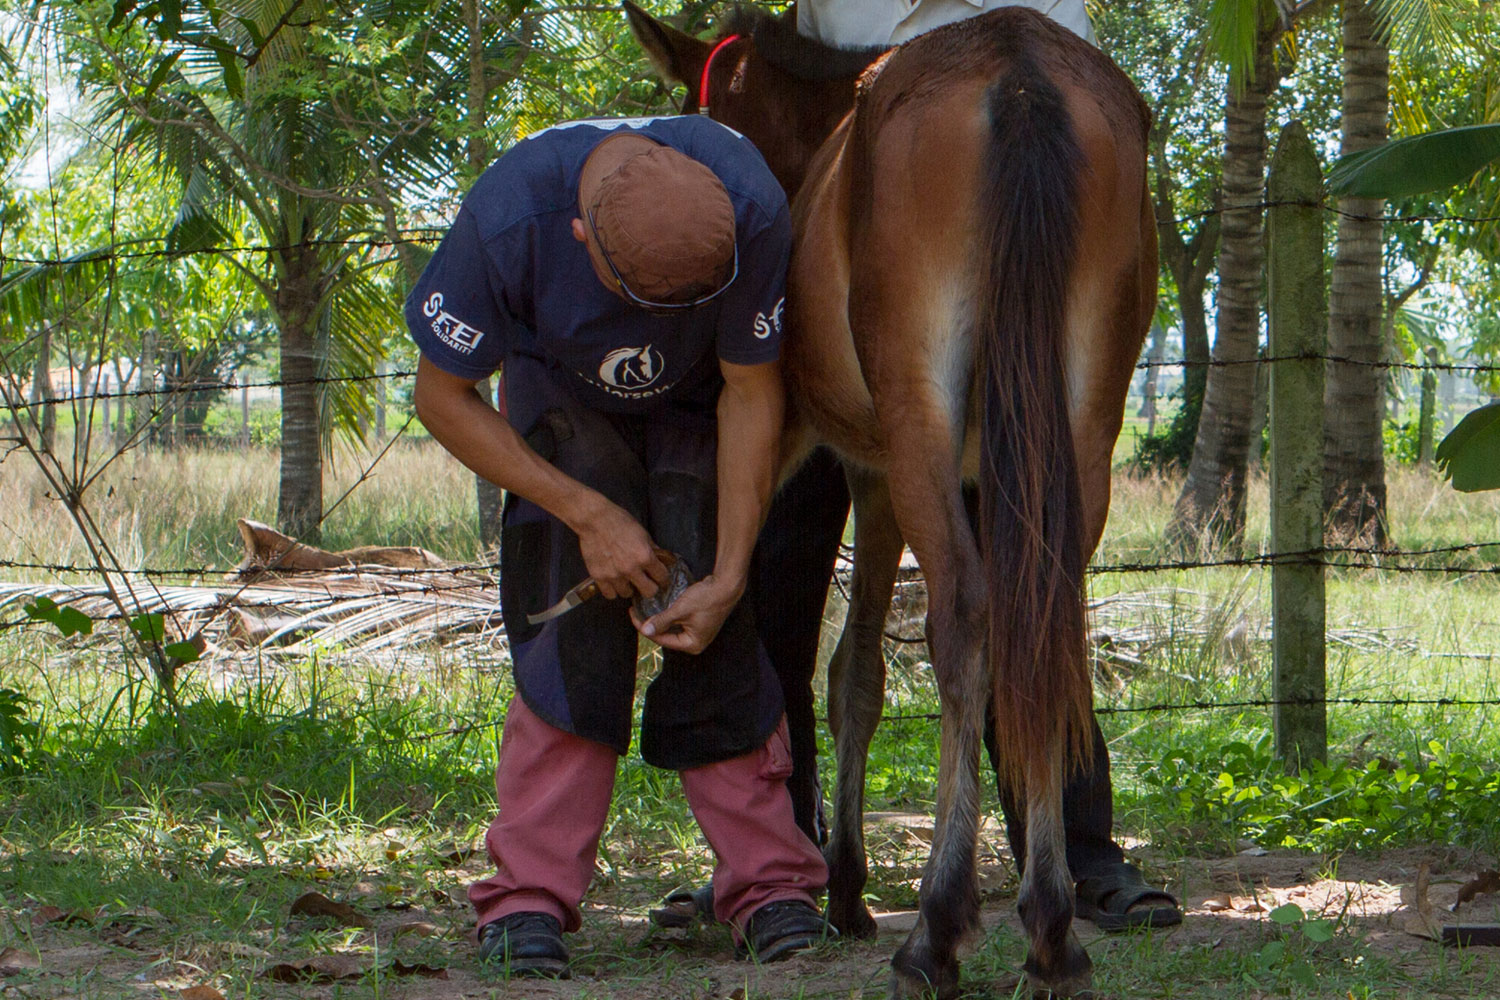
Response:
[0,433,484,581]
[1099,464,1500,564]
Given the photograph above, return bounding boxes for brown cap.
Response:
[577,132,737,305]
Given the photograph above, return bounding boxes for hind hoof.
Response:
[1023,978,1094,1000]
[1022,939,1092,998]
[827,899,879,940]
[890,948,958,999]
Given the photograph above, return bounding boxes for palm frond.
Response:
[1205,0,1283,94]
[0,248,121,332]
[1368,0,1466,55]
[319,258,400,447]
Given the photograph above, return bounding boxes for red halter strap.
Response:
[697,34,742,116]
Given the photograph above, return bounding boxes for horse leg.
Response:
[823,464,903,939]
[1015,740,1091,996]
[875,436,986,1000]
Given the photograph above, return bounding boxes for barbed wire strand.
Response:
[2,537,1497,586]
[5,198,1500,270]
[1,353,1496,419]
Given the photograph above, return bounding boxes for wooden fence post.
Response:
[1267,120,1327,767]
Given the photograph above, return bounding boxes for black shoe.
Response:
[477,911,569,978]
[737,899,837,963]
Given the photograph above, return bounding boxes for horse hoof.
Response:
[1021,938,1092,999]
[889,947,958,1000]
[1023,977,1094,1000]
[827,900,879,940]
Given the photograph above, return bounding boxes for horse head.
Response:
[623,2,883,197]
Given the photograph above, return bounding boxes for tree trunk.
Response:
[375,361,387,440]
[136,330,156,448]
[1167,31,1281,550]
[1324,0,1389,545]
[1150,129,1219,461]
[1140,321,1166,435]
[1417,345,1437,468]
[1248,347,1270,468]
[467,0,504,552]
[276,244,326,544]
[31,325,56,452]
[101,371,111,441]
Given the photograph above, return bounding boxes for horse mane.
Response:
[720,5,885,82]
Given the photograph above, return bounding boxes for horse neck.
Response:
[744,75,860,198]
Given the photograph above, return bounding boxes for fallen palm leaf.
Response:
[0,519,503,661]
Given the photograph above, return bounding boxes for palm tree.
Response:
[1168,0,1300,549]
[1324,0,1481,536]
[84,1,455,543]
[1323,0,1390,545]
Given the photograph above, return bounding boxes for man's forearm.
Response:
[712,361,785,591]
[412,358,605,533]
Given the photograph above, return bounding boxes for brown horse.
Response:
[627,5,1154,996]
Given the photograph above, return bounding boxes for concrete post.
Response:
[1267,121,1328,767]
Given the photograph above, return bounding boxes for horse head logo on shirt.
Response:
[598,346,665,391]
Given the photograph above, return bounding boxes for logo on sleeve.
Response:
[753,297,785,340]
[422,292,485,353]
[598,346,665,391]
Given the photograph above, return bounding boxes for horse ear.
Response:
[623,0,711,89]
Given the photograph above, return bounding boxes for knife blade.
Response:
[526,578,601,625]
[525,548,680,626]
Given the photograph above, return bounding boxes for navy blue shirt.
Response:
[405,116,791,413]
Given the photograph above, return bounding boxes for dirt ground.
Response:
[3,817,1499,1000]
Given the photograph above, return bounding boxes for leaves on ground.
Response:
[390,959,449,978]
[288,890,373,928]
[263,954,367,982]
[31,904,100,927]
[1454,871,1500,911]
[0,947,40,975]
[1400,863,1451,940]
[178,987,227,1000]
[261,955,449,983]
[392,920,442,939]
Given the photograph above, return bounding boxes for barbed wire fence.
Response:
[2,184,1500,739]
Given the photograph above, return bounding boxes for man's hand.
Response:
[631,575,742,655]
[575,499,670,600]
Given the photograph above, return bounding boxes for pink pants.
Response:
[470,696,828,936]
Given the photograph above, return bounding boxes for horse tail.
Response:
[978,55,1093,790]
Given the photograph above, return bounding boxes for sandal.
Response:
[648,884,718,928]
[1075,862,1182,932]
